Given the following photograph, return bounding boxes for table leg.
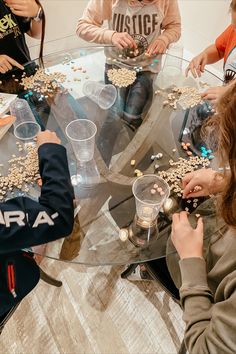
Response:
[120,264,138,278]
[60,215,84,261]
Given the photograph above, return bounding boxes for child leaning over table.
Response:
[186,0,236,106]
[77,0,181,128]
[0,130,74,318]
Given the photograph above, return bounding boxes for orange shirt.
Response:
[215,24,236,83]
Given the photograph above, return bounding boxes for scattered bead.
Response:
[156,153,163,159]
[193,185,202,192]
[119,229,128,242]
[130,159,136,166]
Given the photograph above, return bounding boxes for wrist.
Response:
[32,5,43,22]
[111,31,117,44]
[180,254,203,260]
[157,37,168,47]
[209,172,224,194]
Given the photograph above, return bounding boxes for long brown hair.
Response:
[204,82,236,227]
[231,0,236,11]
[35,0,45,67]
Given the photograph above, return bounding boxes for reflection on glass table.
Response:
[0,46,223,265]
[129,175,170,247]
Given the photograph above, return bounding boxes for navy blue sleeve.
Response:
[0,143,74,254]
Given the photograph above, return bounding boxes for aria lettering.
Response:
[0,210,59,228]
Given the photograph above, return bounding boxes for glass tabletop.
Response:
[0,46,224,265]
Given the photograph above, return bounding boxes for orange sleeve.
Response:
[215,25,234,54]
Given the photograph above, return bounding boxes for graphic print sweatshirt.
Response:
[77,0,181,69]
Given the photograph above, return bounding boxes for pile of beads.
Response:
[162,86,203,110]
[107,68,136,88]
[175,86,202,109]
[0,144,40,201]
[157,156,210,197]
[20,69,66,95]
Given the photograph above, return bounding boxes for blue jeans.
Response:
[104,63,154,122]
[97,64,154,165]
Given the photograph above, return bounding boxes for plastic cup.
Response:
[66,119,97,163]
[10,98,41,140]
[163,43,184,76]
[82,81,117,110]
[132,175,170,223]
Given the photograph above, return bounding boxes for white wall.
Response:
[179,0,231,71]
[27,0,232,70]
[27,0,89,58]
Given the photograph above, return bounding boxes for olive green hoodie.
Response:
[167,198,236,354]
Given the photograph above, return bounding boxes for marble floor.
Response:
[0,258,184,354]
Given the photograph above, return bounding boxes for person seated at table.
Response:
[0,130,74,317]
[77,0,181,129]
[168,81,236,353]
[186,0,236,106]
[0,0,45,74]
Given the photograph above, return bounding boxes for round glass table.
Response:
[0,46,224,265]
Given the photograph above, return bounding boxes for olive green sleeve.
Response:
[179,257,236,353]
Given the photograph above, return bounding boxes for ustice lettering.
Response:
[112,13,159,36]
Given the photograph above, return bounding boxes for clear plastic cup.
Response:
[10,98,41,140]
[82,81,117,110]
[66,119,97,163]
[156,43,184,89]
[163,42,184,76]
[132,175,170,223]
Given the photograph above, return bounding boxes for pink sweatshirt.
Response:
[77,0,181,69]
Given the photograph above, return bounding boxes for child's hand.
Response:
[5,0,40,18]
[146,39,167,56]
[171,212,204,260]
[185,52,208,78]
[0,54,24,73]
[182,169,224,199]
[111,32,136,50]
[37,130,61,147]
[201,85,229,105]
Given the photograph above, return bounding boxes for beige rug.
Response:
[0,258,184,354]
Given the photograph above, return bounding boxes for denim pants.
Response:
[97,64,154,165]
[104,63,154,121]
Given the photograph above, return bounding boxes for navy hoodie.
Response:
[0,143,74,315]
